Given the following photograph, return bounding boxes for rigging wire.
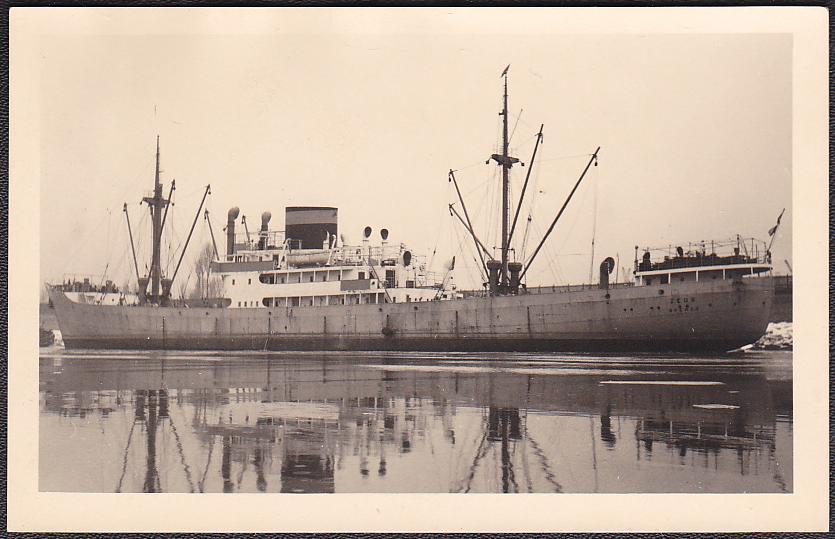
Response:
[428,180,452,271]
[530,219,562,285]
[449,211,484,286]
[537,153,597,163]
[509,108,523,144]
[55,208,115,281]
[521,215,533,263]
[518,165,542,260]
[588,165,598,283]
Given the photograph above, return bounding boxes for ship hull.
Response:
[49,277,774,353]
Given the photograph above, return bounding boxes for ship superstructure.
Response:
[215,206,456,310]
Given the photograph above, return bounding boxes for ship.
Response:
[48,68,777,353]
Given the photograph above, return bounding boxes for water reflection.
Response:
[39,351,792,493]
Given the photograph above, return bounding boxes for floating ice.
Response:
[692,403,740,410]
[753,322,792,350]
[599,380,724,386]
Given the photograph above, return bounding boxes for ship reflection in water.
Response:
[39,350,792,493]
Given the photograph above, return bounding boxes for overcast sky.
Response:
[35,11,792,292]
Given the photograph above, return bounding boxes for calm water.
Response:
[39,349,792,493]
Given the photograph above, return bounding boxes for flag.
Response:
[501,64,510,77]
[768,208,785,236]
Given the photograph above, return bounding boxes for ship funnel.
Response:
[285,207,338,250]
[599,257,615,290]
[259,211,272,249]
[226,207,240,257]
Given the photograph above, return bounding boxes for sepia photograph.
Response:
[8,6,829,533]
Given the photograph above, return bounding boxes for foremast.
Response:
[141,136,170,303]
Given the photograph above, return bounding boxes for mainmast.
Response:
[501,72,510,286]
[142,136,170,303]
[491,65,519,289]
